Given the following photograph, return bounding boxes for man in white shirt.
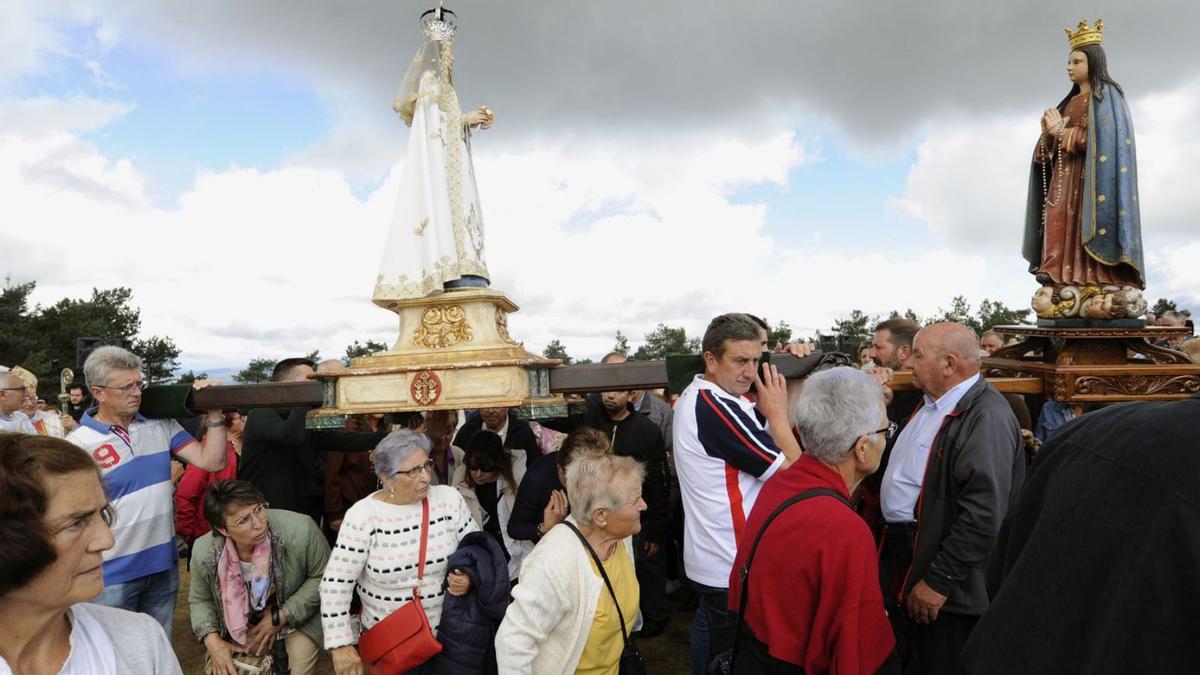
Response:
[878,323,1023,675]
[673,313,805,674]
[0,370,37,434]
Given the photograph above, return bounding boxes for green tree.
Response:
[975,299,1031,331]
[0,281,37,368]
[1152,298,1178,316]
[931,296,983,333]
[612,331,630,358]
[134,336,181,385]
[767,320,793,347]
[176,370,208,384]
[9,285,143,399]
[830,310,876,346]
[889,308,925,325]
[632,324,700,360]
[543,339,573,364]
[234,357,277,383]
[344,339,389,365]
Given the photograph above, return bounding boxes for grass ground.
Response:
[171,561,695,674]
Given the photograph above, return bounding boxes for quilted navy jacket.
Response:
[427,531,511,675]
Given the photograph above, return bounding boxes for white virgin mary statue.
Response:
[374,9,493,303]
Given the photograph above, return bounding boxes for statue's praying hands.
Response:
[1041,107,1068,138]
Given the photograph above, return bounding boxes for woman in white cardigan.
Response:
[495,452,647,674]
[452,430,533,582]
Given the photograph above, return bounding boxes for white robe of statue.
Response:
[374,38,489,302]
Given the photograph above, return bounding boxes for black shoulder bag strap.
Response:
[730,487,853,664]
[564,521,642,665]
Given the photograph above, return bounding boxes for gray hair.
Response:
[702,313,762,358]
[566,454,645,526]
[792,367,885,464]
[83,346,142,388]
[373,428,431,478]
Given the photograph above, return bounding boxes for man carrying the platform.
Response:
[878,323,1024,674]
[453,405,543,460]
[674,312,808,674]
[240,357,387,525]
[66,345,230,637]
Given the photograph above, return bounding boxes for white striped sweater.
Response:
[319,485,479,649]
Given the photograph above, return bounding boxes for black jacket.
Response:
[506,451,562,543]
[239,406,385,516]
[904,376,1024,615]
[543,395,670,544]
[429,532,510,675]
[962,394,1200,675]
[453,410,543,461]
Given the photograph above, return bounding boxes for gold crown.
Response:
[1066,18,1103,49]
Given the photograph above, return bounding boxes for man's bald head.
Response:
[601,352,626,365]
[911,323,981,397]
[317,359,345,373]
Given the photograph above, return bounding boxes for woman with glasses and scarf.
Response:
[188,479,331,675]
[320,428,479,675]
[452,430,531,584]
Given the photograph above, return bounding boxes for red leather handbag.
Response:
[357,498,443,673]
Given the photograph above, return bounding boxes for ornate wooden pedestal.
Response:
[985,325,1198,402]
[310,288,565,424]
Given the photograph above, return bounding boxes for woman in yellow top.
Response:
[496,447,646,674]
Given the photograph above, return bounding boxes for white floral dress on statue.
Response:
[374,37,489,302]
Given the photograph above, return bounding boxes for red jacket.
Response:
[174,445,239,544]
[730,454,894,674]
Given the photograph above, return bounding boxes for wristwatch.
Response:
[206,418,227,428]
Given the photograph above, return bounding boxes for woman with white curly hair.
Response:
[496,448,646,674]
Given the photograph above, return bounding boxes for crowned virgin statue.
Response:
[1023,20,1147,321]
[374,7,494,303]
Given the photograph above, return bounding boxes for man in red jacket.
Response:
[729,367,899,674]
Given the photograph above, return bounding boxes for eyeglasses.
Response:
[873,422,899,440]
[230,503,269,530]
[0,387,26,393]
[467,464,500,474]
[846,421,898,452]
[394,460,434,480]
[98,380,146,395]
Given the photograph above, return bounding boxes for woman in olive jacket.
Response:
[189,480,331,675]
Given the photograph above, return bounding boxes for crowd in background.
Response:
[1,307,1198,675]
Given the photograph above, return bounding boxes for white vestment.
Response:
[374,39,488,302]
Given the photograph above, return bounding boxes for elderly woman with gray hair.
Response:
[728,367,900,674]
[320,428,478,675]
[495,452,646,674]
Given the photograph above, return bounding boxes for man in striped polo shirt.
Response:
[674,313,808,674]
[67,346,229,637]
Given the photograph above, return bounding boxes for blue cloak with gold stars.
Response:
[1023,83,1145,288]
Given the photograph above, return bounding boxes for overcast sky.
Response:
[2,0,1199,370]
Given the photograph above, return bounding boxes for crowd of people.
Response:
[1,308,1198,674]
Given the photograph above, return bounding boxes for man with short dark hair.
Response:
[240,357,386,524]
[878,323,1024,674]
[674,312,806,673]
[67,383,90,422]
[869,318,920,371]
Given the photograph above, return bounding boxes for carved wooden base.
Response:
[985,325,1198,402]
[313,288,566,418]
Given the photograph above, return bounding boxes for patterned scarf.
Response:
[216,533,273,646]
